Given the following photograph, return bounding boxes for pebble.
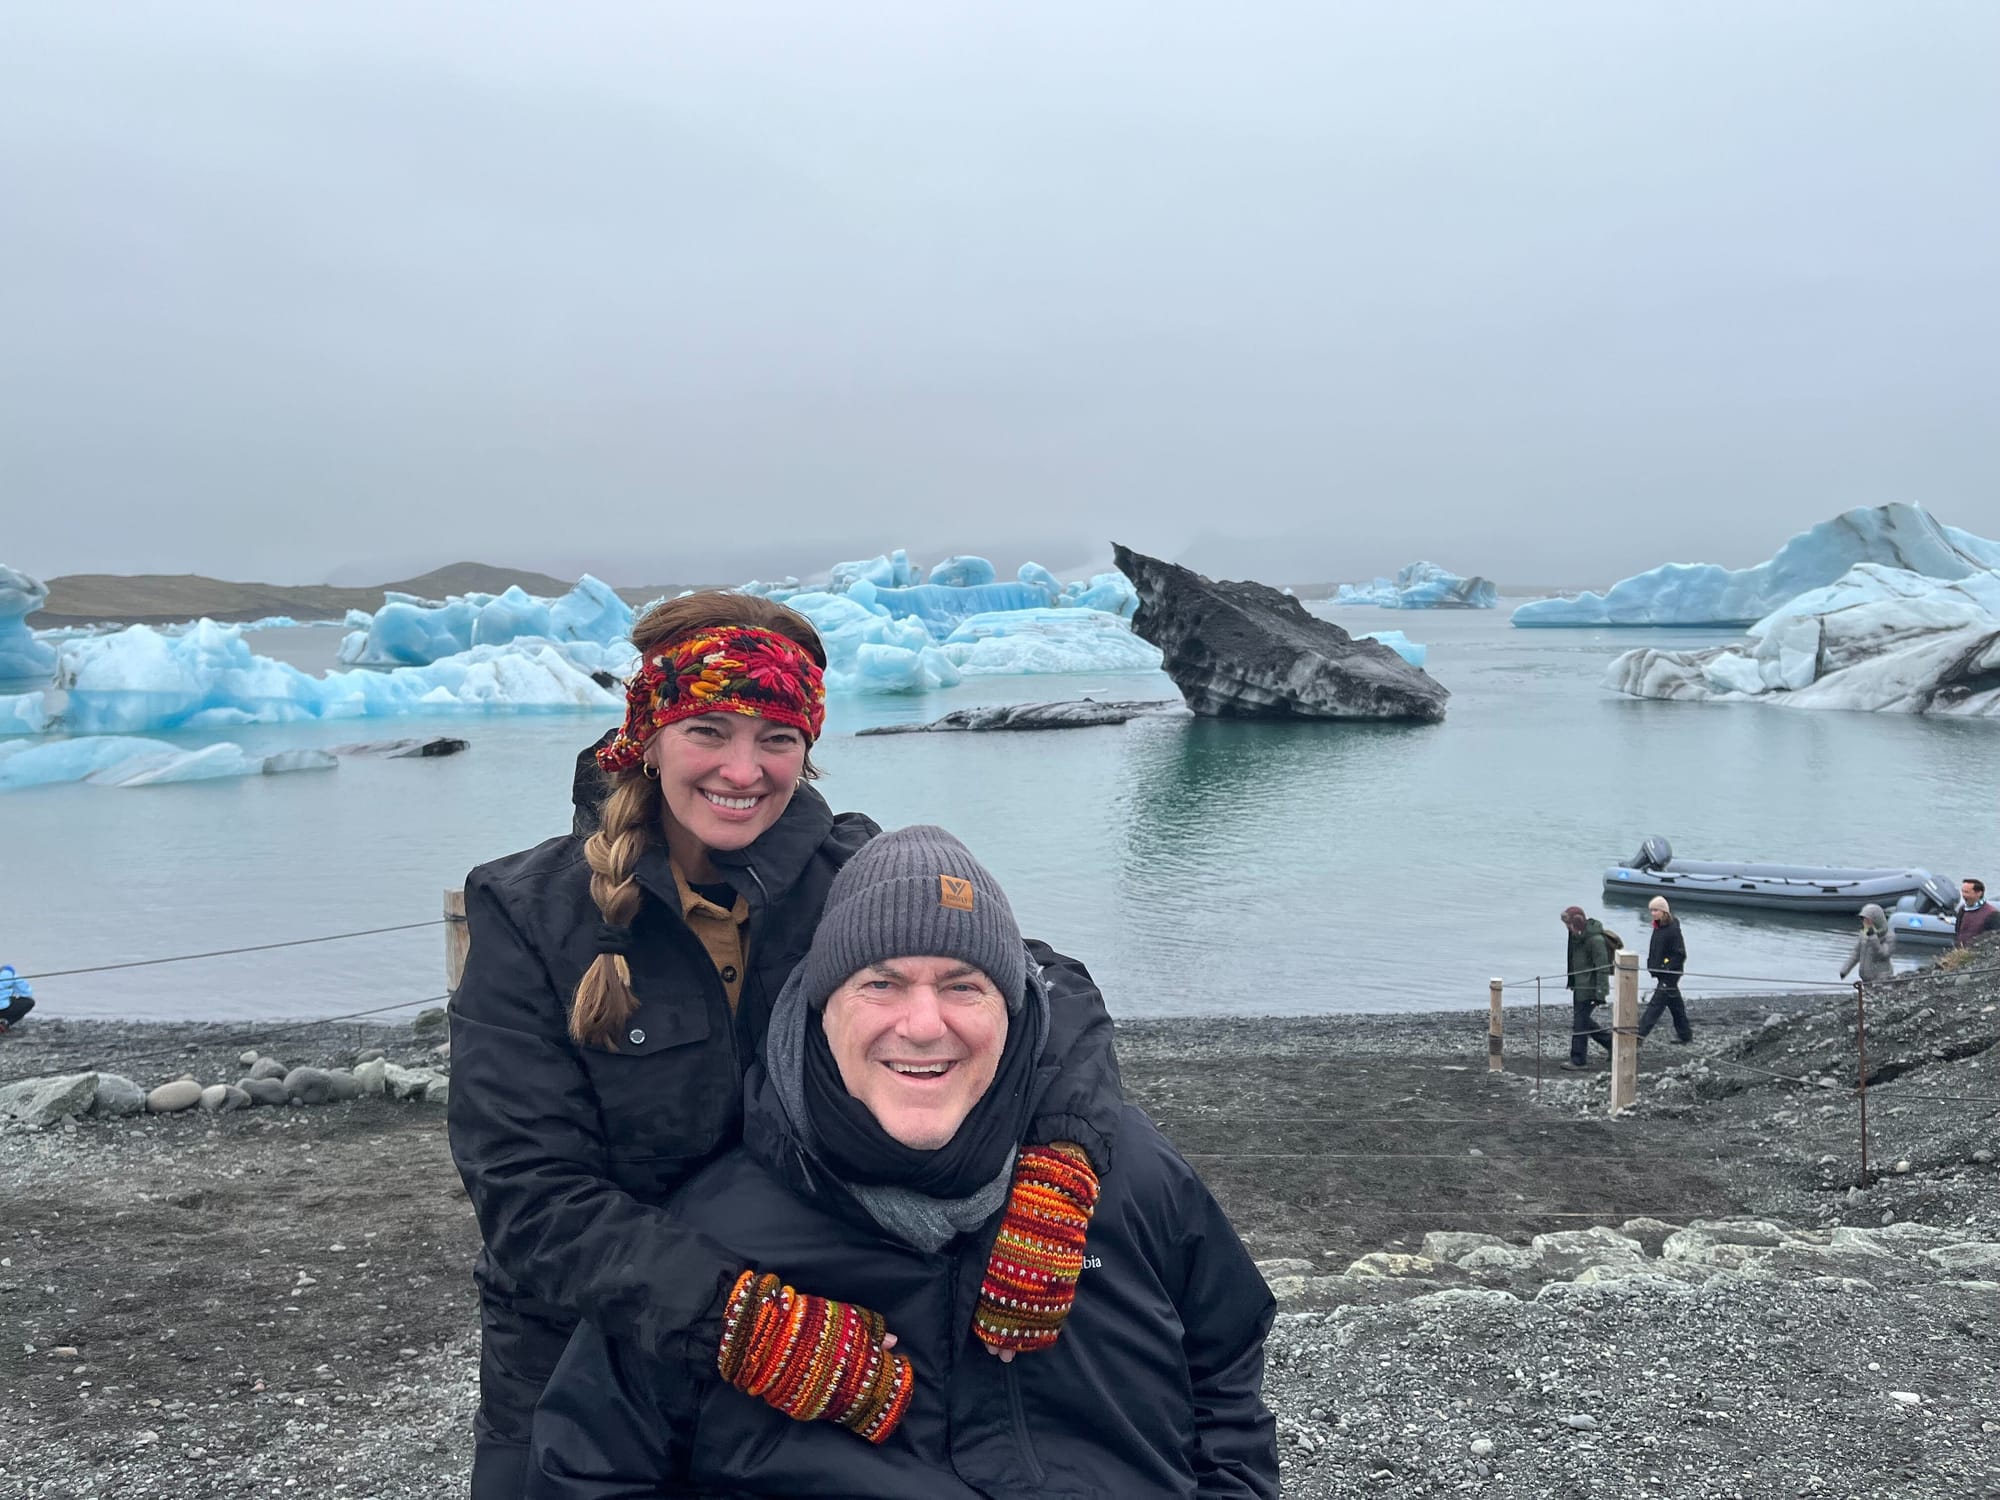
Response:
[238,1049,260,1068]
[1469,1437,1494,1457]
[199,1084,252,1113]
[247,1057,288,1082]
[1560,1414,1599,1431]
[1973,1150,1994,1166]
[1894,1161,1912,1175]
[145,1080,204,1115]
[354,1048,386,1065]
[1889,1391,1921,1405]
[283,1067,364,1106]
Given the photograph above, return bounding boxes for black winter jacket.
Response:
[448,761,1125,1458]
[1646,917,1686,984]
[527,1069,1278,1500]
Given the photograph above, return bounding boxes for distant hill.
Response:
[27,562,687,628]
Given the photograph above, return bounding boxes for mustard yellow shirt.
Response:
[670,861,750,1013]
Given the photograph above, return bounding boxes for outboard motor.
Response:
[1629,836,1672,872]
[1917,872,1957,914]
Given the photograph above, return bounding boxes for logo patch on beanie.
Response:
[938,875,975,912]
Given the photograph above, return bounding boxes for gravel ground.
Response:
[2,970,1995,1499]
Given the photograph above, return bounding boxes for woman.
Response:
[448,593,1122,1498]
[1841,903,1896,984]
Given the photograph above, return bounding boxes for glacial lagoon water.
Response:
[7,608,1999,1023]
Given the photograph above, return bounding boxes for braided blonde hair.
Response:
[569,592,827,1048]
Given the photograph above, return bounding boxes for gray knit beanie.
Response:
[797,825,1027,1013]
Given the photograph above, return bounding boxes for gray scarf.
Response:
[763,958,1049,1253]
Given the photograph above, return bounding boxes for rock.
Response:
[412,1007,448,1040]
[237,1077,289,1107]
[1894,1160,1912,1175]
[426,1075,449,1108]
[354,1048,386,1065]
[1469,1438,1495,1458]
[1889,1391,1922,1405]
[1111,543,1450,722]
[352,1058,388,1096]
[237,1049,260,1068]
[330,736,469,758]
[857,700,1182,735]
[89,1074,146,1119]
[199,1084,251,1113]
[1456,1244,1539,1275]
[1404,1288,1519,1313]
[1560,1414,1600,1431]
[382,1062,436,1101]
[145,1080,204,1114]
[1344,1252,1439,1279]
[0,1073,99,1129]
[1530,1226,1646,1276]
[1973,1149,1995,1166]
[283,1067,365,1106]
[1662,1219,1795,1270]
[1256,1258,1321,1280]
[247,1057,287,1082]
[1925,1243,2000,1276]
[1419,1231,1507,1264]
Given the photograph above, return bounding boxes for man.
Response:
[529,826,1278,1500]
[0,965,35,1036]
[1958,879,1997,949]
[1559,906,1614,1072]
[1636,897,1692,1044]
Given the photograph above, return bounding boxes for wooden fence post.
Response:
[445,888,470,994]
[1488,978,1504,1072]
[1609,949,1639,1113]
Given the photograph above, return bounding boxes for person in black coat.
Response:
[528,826,1277,1500]
[448,595,1124,1498]
[1636,896,1692,1044]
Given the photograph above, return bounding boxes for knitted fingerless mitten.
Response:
[974,1142,1101,1354]
[716,1271,915,1444]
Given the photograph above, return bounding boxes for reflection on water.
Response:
[8,606,1999,1020]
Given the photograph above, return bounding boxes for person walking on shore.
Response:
[0,965,35,1035]
[1559,906,1613,1071]
[1637,896,1692,1044]
[1958,879,1997,949]
[446,592,1123,1498]
[1841,903,1896,984]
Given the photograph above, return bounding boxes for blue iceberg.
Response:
[1360,630,1428,667]
[937,609,1164,676]
[1514,504,2000,627]
[0,691,48,735]
[58,621,623,735]
[338,576,634,668]
[927,556,998,588]
[0,735,339,791]
[1335,562,1497,610]
[2,565,59,682]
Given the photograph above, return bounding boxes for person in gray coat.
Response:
[1840,904,1896,984]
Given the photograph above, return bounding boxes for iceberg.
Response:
[1057,570,1139,618]
[338,576,634,668]
[0,691,48,736]
[1336,562,1497,610]
[58,621,622,735]
[1515,504,2000,627]
[927,556,998,588]
[775,592,961,694]
[1360,630,1428,667]
[0,735,339,791]
[827,551,921,592]
[1604,564,2000,715]
[1,565,59,682]
[937,609,1164,676]
[870,580,1059,635]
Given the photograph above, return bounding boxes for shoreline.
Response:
[5,977,1996,1498]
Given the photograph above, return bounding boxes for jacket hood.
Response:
[1860,903,1889,933]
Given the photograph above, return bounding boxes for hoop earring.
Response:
[642,762,660,781]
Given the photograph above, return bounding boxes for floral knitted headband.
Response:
[596,625,827,775]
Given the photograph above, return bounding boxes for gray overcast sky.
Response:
[3,2,1996,588]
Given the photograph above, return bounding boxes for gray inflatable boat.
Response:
[1604,837,1955,916]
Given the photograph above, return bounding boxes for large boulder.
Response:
[90,1074,147,1118]
[0,1072,99,1128]
[283,1067,364,1106]
[1112,544,1449,721]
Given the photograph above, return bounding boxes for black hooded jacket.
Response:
[526,1049,1277,1500]
[448,742,1125,1452]
[1646,917,1687,984]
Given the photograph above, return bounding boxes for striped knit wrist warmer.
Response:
[974,1142,1100,1353]
[716,1271,914,1444]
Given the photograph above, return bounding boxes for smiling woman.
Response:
[443,591,1125,1499]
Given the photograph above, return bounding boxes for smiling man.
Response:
[528,825,1278,1500]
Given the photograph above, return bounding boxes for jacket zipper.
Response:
[1004,1359,1046,1483]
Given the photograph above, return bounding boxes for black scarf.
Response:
[802,993,1038,1198]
